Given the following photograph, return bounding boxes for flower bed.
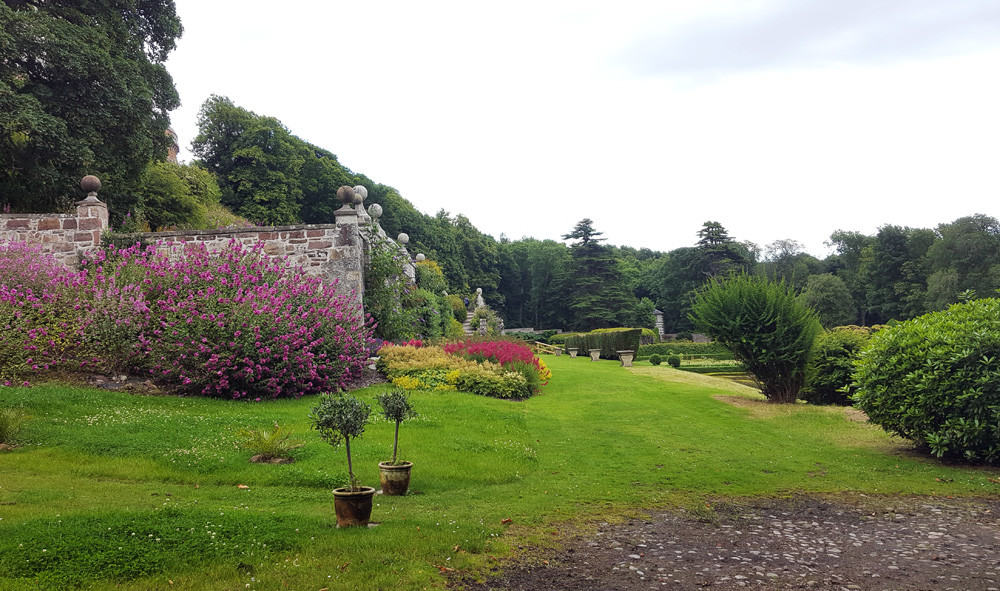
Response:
[378,340,551,399]
[0,240,373,398]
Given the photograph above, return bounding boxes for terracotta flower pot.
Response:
[379,461,413,495]
[333,486,376,527]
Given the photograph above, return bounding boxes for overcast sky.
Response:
[164,0,1000,257]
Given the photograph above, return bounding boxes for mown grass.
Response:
[1,356,998,590]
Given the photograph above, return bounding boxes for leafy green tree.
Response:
[800,273,856,327]
[758,239,824,291]
[133,162,204,230]
[192,96,304,224]
[861,225,935,323]
[0,2,181,213]
[690,274,822,403]
[925,214,1000,308]
[825,230,873,324]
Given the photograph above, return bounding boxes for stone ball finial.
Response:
[81,175,101,193]
[397,232,409,245]
[416,253,426,262]
[367,203,383,219]
[336,185,355,205]
[352,185,368,200]
[351,191,364,206]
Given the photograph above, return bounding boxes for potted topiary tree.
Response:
[309,393,375,527]
[376,389,417,495]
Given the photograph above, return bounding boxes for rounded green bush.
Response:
[853,298,1000,463]
[649,354,662,366]
[667,354,681,368]
[803,326,873,405]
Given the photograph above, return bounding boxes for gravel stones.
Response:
[466,496,1000,591]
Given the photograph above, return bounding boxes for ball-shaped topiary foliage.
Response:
[309,394,371,489]
[377,388,417,465]
[853,298,1000,463]
[802,326,873,405]
[666,354,681,368]
[649,354,662,366]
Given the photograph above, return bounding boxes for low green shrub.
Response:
[667,354,681,368]
[803,326,873,405]
[640,342,729,357]
[447,295,467,323]
[640,328,659,344]
[649,354,662,366]
[445,317,465,339]
[853,298,1000,463]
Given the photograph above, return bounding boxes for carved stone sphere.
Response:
[351,192,364,206]
[415,253,426,261]
[81,175,101,193]
[367,203,383,219]
[352,185,368,200]
[397,233,409,245]
[336,185,355,204]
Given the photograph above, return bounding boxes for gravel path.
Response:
[466,496,1000,591]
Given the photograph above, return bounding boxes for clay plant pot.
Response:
[333,486,376,527]
[378,461,413,496]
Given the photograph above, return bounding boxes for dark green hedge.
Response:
[638,341,729,357]
[564,328,641,359]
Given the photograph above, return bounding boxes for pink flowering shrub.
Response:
[81,241,374,399]
[0,239,374,399]
[0,242,86,385]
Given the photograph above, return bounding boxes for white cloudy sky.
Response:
[164,0,1000,257]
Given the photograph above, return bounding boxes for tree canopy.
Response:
[0,1,182,213]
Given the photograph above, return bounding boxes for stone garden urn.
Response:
[589,350,601,362]
[567,347,579,358]
[617,350,635,368]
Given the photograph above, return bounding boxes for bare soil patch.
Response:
[463,495,1000,591]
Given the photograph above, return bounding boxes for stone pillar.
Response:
[654,309,665,340]
[75,175,109,230]
[334,186,365,307]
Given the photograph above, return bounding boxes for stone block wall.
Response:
[137,215,365,303]
[0,199,108,267]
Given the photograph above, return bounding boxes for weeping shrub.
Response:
[689,274,821,403]
[853,299,1000,463]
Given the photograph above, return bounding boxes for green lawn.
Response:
[1,356,998,590]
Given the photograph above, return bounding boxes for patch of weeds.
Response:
[0,506,318,589]
[0,406,29,445]
[237,422,304,462]
[685,500,720,525]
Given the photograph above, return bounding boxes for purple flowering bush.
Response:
[0,240,374,399]
[0,242,86,385]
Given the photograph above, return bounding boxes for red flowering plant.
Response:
[443,339,552,393]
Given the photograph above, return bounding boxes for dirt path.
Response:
[465,495,1000,590]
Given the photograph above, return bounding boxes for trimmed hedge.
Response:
[639,341,728,357]
[564,328,641,359]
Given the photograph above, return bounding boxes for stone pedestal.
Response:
[617,350,634,367]
[589,350,601,362]
[567,348,578,358]
[554,349,562,356]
